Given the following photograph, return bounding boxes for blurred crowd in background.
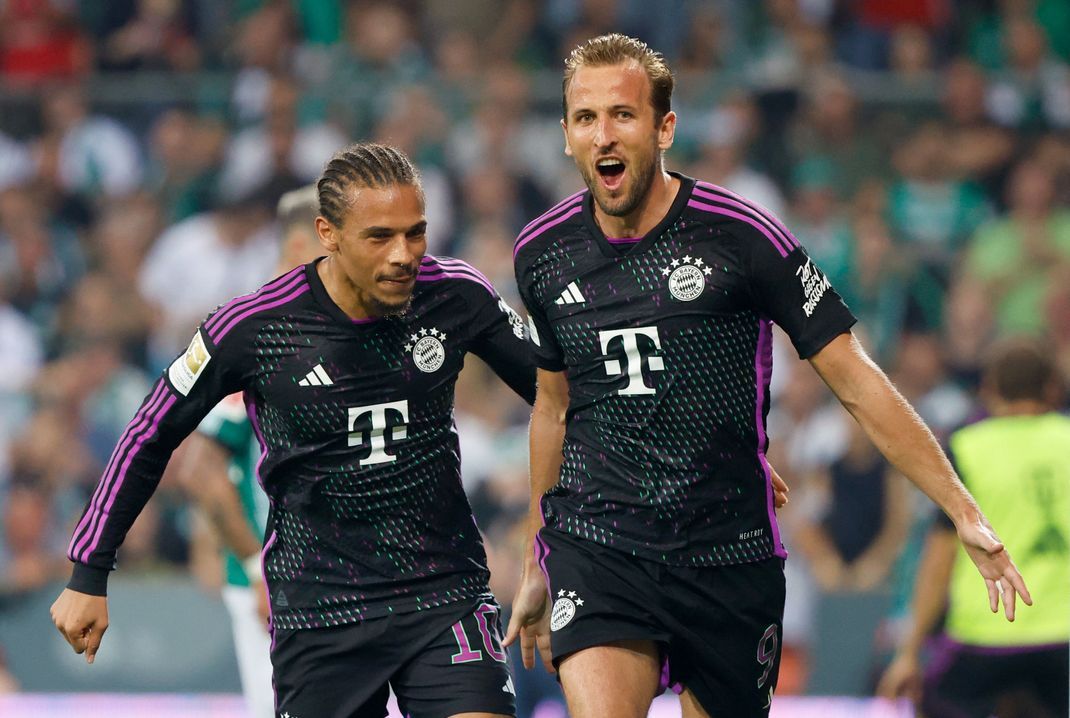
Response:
[1,0,1069,709]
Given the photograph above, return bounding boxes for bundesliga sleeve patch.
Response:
[169,330,212,396]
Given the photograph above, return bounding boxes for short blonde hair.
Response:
[562,33,674,123]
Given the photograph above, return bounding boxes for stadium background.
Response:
[0,0,1067,716]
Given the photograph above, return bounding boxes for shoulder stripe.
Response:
[693,182,799,251]
[205,265,305,334]
[69,381,177,563]
[513,203,585,260]
[422,255,495,287]
[517,189,585,237]
[418,258,495,295]
[513,191,587,252]
[687,199,791,258]
[209,278,310,343]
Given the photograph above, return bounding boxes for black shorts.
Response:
[536,527,785,717]
[271,597,516,718]
[922,634,1069,718]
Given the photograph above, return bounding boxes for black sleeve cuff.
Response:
[67,563,110,596]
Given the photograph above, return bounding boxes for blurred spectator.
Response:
[837,213,909,363]
[90,0,201,72]
[986,17,1070,131]
[687,91,786,217]
[940,58,1016,205]
[889,333,973,439]
[327,1,428,137]
[36,83,145,200]
[218,75,345,203]
[229,1,298,124]
[0,186,85,333]
[964,158,1070,335]
[145,108,225,222]
[786,157,849,281]
[447,65,565,205]
[794,419,911,593]
[0,131,34,191]
[888,24,934,86]
[886,122,992,329]
[789,72,886,201]
[941,277,996,394]
[137,188,280,369]
[0,0,92,83]
[0,478,68,592]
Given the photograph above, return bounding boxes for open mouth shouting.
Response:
[595,157,626,192]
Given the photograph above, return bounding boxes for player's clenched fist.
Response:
[50,588,109,664]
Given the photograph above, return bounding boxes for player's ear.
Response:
[315,216,338,253]
[657,111,677,152]
[561,118,573,157]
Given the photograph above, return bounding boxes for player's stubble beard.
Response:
[580,142,659,219]
[367,293,413,318]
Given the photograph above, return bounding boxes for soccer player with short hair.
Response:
[506,33,1030,718]
[51,143,534,718]
[879,338,1068,718]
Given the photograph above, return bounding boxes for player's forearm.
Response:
[523,379,567,574]
[812,335,981,526]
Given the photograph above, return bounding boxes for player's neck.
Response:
[594,170,680,240]
[317,255,372,321]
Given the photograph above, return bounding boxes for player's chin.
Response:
[369,291,413,317]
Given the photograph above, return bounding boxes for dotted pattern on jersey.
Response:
[528,217,777,566]
[252,316,490,629]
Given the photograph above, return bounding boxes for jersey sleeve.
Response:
[467,287,537,405]
[514,259,566,372]
[737,224,857,359]
[66,321,247,595]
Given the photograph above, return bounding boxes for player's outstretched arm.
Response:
[808,332,1031,620]
[503,368,568,673]
[50,589,109,664]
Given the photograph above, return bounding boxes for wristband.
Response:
[242,554,263,583]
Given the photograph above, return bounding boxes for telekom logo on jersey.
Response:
[348,400,409,466]
[599,327,664,396]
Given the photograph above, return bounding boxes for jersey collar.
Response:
[582,172,696,258]
[306,258,384,329]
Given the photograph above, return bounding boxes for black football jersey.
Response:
[67,256,535,629]
[513,174,856,566]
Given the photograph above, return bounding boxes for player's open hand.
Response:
[503,570,554,673]
[957,517,1031,621]
[50,588,109,664]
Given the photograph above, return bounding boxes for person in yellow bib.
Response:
[878,337,1068,717]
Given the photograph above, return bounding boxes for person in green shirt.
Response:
[174,185,321,718]
[878,337,1069,717]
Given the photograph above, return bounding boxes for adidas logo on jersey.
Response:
[554,281,585,305]
[297,364,333,386]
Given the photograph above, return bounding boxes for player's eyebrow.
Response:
[361,220,427,237]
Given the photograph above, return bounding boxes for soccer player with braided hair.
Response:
[51,142,536,718]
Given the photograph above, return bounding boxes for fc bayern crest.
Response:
[550,588,585,631]
[662,254,712,301]
[405,327,446,373]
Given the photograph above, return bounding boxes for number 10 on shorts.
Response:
[450,603,507,664]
